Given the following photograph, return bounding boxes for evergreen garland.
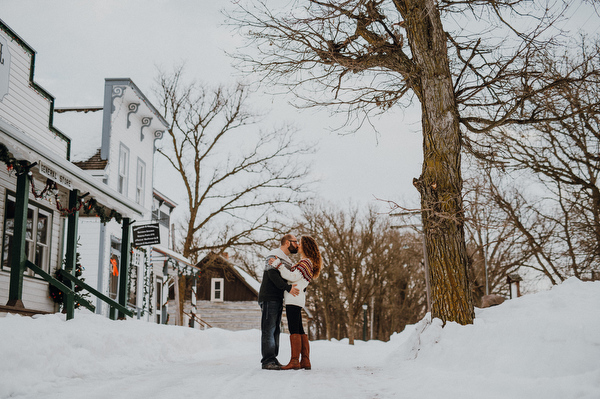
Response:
[49,251,92,310]
[0,142,32,176]
[127,249,138,311]
[148,270,154,316]
[133,246,153,317]
[1,142,124,224]
[166,257,200,278]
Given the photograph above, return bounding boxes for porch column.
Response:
[6,171,30,307]
[190,274,197,328]
[117,217,131,319]
[63,189,79,320]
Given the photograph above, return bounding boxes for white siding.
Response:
[0,30,69,159]
[189,300,262,331]
[0,272,58,312]
[105,92,156,216]
[76,218,102,291]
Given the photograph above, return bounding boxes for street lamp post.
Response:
[362,303,368,341]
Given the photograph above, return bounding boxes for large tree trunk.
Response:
[404,0,475,325]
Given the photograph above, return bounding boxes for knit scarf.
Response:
[293,258,314,282]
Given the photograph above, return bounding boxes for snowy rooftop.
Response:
[234,265,261,294]
[53,108,103,162]
[150,245,195,268]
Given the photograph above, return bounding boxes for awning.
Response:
[151,245,196,269]
[0,118,145,218]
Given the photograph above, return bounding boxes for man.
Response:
[258,234,300,370]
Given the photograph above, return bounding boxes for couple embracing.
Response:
[258,234,322,370]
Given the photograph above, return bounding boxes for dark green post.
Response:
[63,189,80,320]
[117,217,131,319]
[362,303,368,341]
[6,172,30,307]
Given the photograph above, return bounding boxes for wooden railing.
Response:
[56,269,133,319]
[26,261,95,313]
[183,310,212,329]
[26,261,133,319]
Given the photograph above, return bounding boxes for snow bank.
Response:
[1,278,599,399]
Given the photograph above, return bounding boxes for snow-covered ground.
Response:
[1,278,599,399]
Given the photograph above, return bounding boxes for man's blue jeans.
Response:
[260,300,283,365]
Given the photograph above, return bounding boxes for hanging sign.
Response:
[38,161,73,189]
[132,223,160,246]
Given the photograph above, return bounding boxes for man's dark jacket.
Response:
[258,253,293,302]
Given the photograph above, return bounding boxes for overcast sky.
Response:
[2,1,424,220]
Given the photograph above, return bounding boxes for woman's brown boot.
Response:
[281,334,302,370]
[300,334,311,370]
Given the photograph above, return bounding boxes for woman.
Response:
[268,235,322,370]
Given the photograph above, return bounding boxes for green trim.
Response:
[57,269,132,318]
[2,190,54,277]
[62,189,79,319]
[27,261,95,313]
[118,218,132,319]
[7,172,29,305]
[64,189,79,274]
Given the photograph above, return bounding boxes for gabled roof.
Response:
[151,245,195,269]
[197,253,260,296]
[233,265,261,294]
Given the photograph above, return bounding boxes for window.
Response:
[2,195,52,274]
[211,278,224,302]
[155,277,164,324]
[152,199,170,228]
[128,264,138,307]
[128,249,143,308]
[151,198,160,221]
[135,158,145,206]
[118,144,129,195]
[109,239,121,300]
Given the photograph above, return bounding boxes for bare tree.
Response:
[227,0,595,324]
[480,168,600,286]
[370,230,427,339]
[154,65,313,262]
[470,38,600,283]
[300,203,426,343]
[462,163,532,301]
[483,171,568,286]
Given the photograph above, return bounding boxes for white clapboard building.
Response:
[54,78,199,322]
[0,19,145,318]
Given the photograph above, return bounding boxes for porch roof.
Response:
[151,245,196,269]
[0,118,145,218]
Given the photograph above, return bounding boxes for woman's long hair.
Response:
[301,236,322,278]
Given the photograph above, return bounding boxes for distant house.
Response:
[188,252,313,333]
[179,253,261,331]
